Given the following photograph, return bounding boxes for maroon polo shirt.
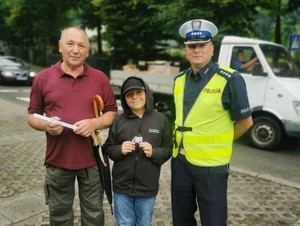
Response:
[28,61,117,169]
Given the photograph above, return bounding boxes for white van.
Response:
[110,36,300,150]
[218,36,300,150]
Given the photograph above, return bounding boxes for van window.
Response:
[260,44,300,78]
[231,47,259,74]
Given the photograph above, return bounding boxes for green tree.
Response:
[1,0,299,66]
[4,0,75,47]
[154,0,262,45]
[91,0,267,67]
[0,1,12,42]
[93,0,169,67]
[255,0,300,44]
[251,10,274,41]
[75,0,104,54]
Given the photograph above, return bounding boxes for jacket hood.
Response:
[120,76,154,117]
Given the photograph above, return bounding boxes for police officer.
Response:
[171,19,253,226]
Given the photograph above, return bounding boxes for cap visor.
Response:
[122,86,145,95]
[184,39,211,45]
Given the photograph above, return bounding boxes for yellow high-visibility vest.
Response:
[173,67,234,166]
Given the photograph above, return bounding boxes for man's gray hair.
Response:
[60,26,90,48]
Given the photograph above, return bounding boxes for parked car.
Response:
[0,56,36,85]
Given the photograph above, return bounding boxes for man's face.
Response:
[58,28,89,68]
[185,42,214,69]
[237,52,245,61]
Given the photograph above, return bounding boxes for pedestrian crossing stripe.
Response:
[16,97,30,102]
[0,89,18,93]
[0,89,30,93]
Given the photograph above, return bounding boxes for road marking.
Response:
[0,89,18,93]
[16,97,30,102]
[0,89,30,93]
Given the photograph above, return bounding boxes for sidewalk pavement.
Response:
[0,97,300,226]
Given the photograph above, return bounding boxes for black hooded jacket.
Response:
[103,76,173,197]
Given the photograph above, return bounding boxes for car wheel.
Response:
[246,116,282,150]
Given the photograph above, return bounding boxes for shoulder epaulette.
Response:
[218,65,235,80]
[174,68,190,80]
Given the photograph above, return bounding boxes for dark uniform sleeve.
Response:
[223,72,252,121]
[150,114,173,166]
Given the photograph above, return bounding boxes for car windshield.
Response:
[260,44,300,78]
[0,57,25,67]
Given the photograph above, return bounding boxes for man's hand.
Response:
[45,116,64,136]
[74,119,97,137]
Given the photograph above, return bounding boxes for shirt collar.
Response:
[56,60,90,78]
[188,61,214,79]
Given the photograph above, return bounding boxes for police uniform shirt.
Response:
[182,61,251,122]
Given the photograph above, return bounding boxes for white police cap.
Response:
[179,19,218,44]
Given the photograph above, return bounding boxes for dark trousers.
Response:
[171,154,229,226]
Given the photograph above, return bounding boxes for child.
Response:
[103,76,173,226]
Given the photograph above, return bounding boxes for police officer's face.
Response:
[185,42,214,70]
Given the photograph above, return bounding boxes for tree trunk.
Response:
[97,23,102,55]
[274,0,281,44]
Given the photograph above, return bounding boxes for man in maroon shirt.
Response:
[27,26,117,225]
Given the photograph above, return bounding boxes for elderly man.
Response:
[27,26,117,225]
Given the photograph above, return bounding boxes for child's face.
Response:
[125,89,146,113]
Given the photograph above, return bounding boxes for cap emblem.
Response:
[192,20,201,31]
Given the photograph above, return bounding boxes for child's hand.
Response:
[140,142,153,158]
[121,141,136,155]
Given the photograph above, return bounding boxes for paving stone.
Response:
[1,98,300,226]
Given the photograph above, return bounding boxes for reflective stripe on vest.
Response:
[173,68,234,166]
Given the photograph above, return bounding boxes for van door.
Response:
[230,46,269,110]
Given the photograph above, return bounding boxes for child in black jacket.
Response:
[103,76,173,226]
